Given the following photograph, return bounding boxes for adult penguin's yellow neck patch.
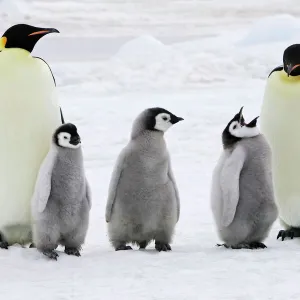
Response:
[0,37,7,50]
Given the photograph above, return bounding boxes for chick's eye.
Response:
[64,136,68,139]
[233,125,237,129]
[162,116,168,121]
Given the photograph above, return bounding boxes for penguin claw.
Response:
[277,229,294,241]
[155,242,172,252]
[115,245,133,251]
[65,247,81,257]
[216,243,229,248]
[42,249,59,260]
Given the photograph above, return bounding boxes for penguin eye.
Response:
[64,136,68,139]
[233,125,237,129]
[162,116,168,121]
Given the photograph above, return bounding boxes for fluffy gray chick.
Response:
[106,107,183,252]
[31,123,91,260]
[210,107,278,249]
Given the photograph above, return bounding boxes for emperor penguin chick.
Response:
[31,123,91,260]
[105,107,183,252]
[210,107,278,249]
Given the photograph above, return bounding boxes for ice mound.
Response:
[237,14,300,46]
[113,35,172,63]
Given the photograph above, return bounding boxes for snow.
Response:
[1,1,300,299]
[238,14,300,46]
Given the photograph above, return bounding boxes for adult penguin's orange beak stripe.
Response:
[287,64,300,76]
[28,28,59,36]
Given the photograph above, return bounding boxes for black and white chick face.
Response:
[145,107,184,132]
[222,107,259,148]
[54,123,81,149]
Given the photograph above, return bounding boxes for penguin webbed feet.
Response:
[138,241,148,250]
[248,242,267,249]
[42,249,59,260]
[277,227,300,241]
[115,245,133,251]
[155,241,172,252]
[65,247,81,257]
[217,242,267,249]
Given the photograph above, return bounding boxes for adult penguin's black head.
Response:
[0,24,59,53]
[283,44,300,77]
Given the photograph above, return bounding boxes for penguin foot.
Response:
[231,243,252,249]
[0,241,8,249]
[29,243,35,248]
[155,242,172,252]
[42,249,59,260]
[216,243,229,248]
[248,242,267,249]
[115,245,133,251]
[138,241,148,250]
[65,247,81,257]
[277,228,300,241]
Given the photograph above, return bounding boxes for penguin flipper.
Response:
[33,56,56,86]
[167,155,180,222]
[34,57,65,126]
[220,145,246,227]
[31,145,58,213]
[105,148,128,222]
[85,178,92,209]
[60,107,65,124]
[268,65,283,78]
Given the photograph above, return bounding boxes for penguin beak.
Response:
[70,136,81,146]
[28,28,59,37]
[170,115,184,124]
[287,64,300,76]
[246,116,259,128]
[238,106,244,125]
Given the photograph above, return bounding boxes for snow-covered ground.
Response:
[2,1,300,299]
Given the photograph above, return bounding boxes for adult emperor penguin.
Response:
[260,44,300,241]
[0,24,62,248]
[105,107,183,252]
[211,107,278,249]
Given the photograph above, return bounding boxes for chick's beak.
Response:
[238,106,244,124]
[70,136,81,145]
[246,116,259,128]
[170,115,184,124]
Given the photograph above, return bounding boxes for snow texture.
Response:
[1,1,300,299]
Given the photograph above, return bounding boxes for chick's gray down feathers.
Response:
[106,109,180,250]
[31,143,91,258]
[211,135,278,248]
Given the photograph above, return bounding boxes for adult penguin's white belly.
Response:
[0,49,61,244]
[260,70,300,227]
